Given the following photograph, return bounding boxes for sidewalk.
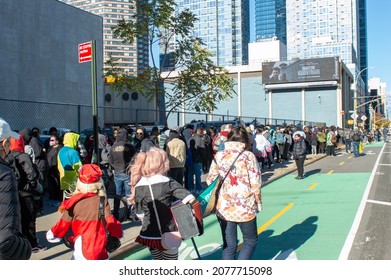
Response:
[32,152,328,260]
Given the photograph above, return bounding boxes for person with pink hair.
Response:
[129,147,201,260]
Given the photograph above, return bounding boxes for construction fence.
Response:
[0,97,326,133]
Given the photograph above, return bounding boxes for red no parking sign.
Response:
[78,41,92,63]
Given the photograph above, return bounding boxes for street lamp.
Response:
[352,67,373,129]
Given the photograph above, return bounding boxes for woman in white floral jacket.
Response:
[206,126,262,260]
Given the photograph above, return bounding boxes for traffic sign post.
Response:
[78,40,99,163]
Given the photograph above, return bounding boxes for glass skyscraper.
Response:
[286,0,366,71]
[172,0,250,67]
[358,0,368,87]
[60,0,149,75]
[255,0,286,45]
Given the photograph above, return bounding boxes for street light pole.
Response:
[373,103,382,130]
[353,67,373,129]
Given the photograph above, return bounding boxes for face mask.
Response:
[49,140,56,146]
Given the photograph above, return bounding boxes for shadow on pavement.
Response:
[253,216,318,260]
[304,168,322,177]
[200,216,318,260]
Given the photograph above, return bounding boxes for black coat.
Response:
[0,157,32,260]
[0,158,21,242]
[19,128,47,174]
[109,128,136,173]
[292,137,307,160]
[46,145,61,177]
[134,175,194,238]
[5,151,39,196]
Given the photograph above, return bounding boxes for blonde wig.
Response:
[73,178,106,197]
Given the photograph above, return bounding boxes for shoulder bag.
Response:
[210,149,245,214]
[99,196,121,253]
[147,182,182,250]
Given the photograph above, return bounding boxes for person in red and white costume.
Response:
[46,164,122,260]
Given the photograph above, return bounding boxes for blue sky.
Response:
[248,0,390,115]
[367,1,391,96]
[367,0,391,115]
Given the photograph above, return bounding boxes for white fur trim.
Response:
[182,194,195,204]
[46,230,62,243]
[136,174,170,187]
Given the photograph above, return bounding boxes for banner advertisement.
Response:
[262,57,340,85]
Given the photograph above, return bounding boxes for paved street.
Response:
[123,142,390,260]
[31,141,391,260]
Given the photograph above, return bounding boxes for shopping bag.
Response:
[197,176,221,217]
[359,141,363,154]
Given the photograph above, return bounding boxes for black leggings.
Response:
[295,156,305,177]
[19,194,38,248]
[326,145,335,156]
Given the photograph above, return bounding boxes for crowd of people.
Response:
[1,116,389,260]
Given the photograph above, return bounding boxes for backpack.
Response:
[217,140,225,152]
[212,133,221,152]
[24,145,44,195]
[330,133,337,144]
[31,163,44,195]
[276,132,284,144]
[24,145,35,163]
[352,132,360,142]
[149,135,159,147]
[9,151,42,194]
[263,131,270,140]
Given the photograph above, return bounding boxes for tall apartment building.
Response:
[60,0,149,75]
[254,0,286,45]
[286,0,366,72]
[285,0,368,123]
[172,0,250,67]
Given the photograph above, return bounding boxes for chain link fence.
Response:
[1,97,326,133]
[0,97,95,133]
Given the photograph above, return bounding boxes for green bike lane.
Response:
[125,143,384,260]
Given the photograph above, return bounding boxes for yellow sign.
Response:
[347,120,354,124]
[105,75,116,83]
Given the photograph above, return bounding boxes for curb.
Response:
[110,240,144,260]
[262,153,328,187]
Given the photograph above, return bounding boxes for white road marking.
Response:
[367,199,391,207]
[338,143,387,260]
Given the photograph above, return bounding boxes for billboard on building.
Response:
[262,57,340,85]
